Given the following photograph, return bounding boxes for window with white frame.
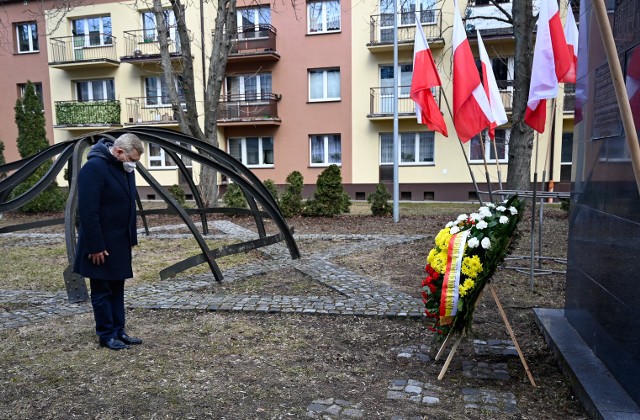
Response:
[144,76,185,106]
[310,134,341,166]
[16,22,39,53]
[237,6,271,38]
[308,0,341,34]
[379,64,413,113]
[379,0,436,41]
[75,79,115,101]
[72,16,112,47]
[142,10,176,42]
[226,73,272,101]
[228,137,274,167]
[148,141,193,168]
[380,132,435,164]
[309,68,340,101]
[469,129,509,162]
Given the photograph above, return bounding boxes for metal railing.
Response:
[217,93,279,121]
[121,28,182,58]
[369,10,442,44]
[49,35,118,63]
[55,100,121,126]
[368,86,441,116]
[230,24,277,54]
[125,97,186,124]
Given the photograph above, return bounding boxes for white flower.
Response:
[467,237,480,248]
[445,221,454,228]
[456,214,468,222]
[469,212,482,222]
[475,220,488,230]
[496,206,506,212]
[479,207,492,218]
[486,203,495,208]
[509,206,518,215]
[481,237,491,249]
[499,216,509,224]
[450,226,461,234]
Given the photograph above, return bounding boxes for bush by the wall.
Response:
[168,184,186,207]
[263,179,279,204]
[368,183,392,216]
[303,164,351,217]
[223,183,247,209]
[279,171,304,218]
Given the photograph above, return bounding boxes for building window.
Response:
[75,79,115,101]
[142,10,176,42]
[226,73,272,101]
[18,82,44,108]
[308,0,341,34]
[309,68,340,101]
[310,134,341,166]
[380,132,435,165]
[560,132,573,182]
[144,76,185,106]
[148,142,192,169]
[380,64,413,113]
[228,137,274,167]
[237,6,271,38]
[16,22,39,53]
[72,16,112,47]
[380,0,437,37]
[469,129,509,163]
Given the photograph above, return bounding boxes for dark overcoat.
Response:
[73,139,138,281]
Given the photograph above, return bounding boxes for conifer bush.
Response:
[303,164,351,217]
[263,179,279,204]
[168,184,186,207]
[280,171,304,218]
[368,182,392,216]
[223,183,247,209]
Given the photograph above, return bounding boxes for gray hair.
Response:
[113,133,144,155]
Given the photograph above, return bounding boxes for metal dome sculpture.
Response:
[0,127,300,303]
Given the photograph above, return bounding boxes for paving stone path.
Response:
[1,220,522,418]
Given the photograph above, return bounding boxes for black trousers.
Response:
[90,278,125,342]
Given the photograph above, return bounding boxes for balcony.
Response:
[49,35,119,69]
[367,86,441,119]
[217,93,281,126]
[54,100,121,128]
[368,10,443,53]
[228,25,279,63]
[124,97,183,125]
[120,29,183,64]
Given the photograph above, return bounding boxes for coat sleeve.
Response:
[77,161,107,254]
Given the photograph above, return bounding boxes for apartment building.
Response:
[1,0,575,202]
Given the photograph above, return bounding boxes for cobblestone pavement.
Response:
[1,220,522,418]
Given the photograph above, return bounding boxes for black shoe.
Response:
[100,338,129,350]
[118,333,143,345]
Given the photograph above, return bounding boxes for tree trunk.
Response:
[506,0,535,192]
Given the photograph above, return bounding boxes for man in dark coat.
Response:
[74,133,145,350]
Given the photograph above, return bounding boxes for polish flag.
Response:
[410,17,448,136]
[562,9,579,83]
[452,0,494,142]
[477,30,508,140]
[525,0,573,133]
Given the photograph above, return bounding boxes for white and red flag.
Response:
[562,9,579,83]
[452,0,494,142]
[525,0,572,133]
[410,17,448,136]
[477,30,508,140]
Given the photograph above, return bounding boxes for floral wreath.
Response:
[421,195,524,337]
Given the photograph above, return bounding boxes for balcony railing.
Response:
[230,24,277,55]
[217,93,280,123]
[55,100,121,126]
[368,86,441,117]
[121,28,182,59]
[49,35,118,64]
[369,10,442,45]
[125,97,186,124]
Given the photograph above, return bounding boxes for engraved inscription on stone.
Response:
[592,64,623,140]
[614,0,640,52]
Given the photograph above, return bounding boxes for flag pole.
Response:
[392,0,400,223]
[530,131,540,290]
[592,0,640,196]
[481,129,494,202]
[441,93,484,206]
[492,137,504,191]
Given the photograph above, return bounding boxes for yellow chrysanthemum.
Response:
[461,255,483,279]
[459,279,475,297]
[427,247,438,266]
[431,250,448,274]
[435,228,452,250]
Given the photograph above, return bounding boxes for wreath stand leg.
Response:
[434,331,456,361]
[488,283,537,387]
[437,333,464,380]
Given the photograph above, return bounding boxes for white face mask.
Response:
[123,162,137,173]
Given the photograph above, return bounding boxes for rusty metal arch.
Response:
[0,127,300,303]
